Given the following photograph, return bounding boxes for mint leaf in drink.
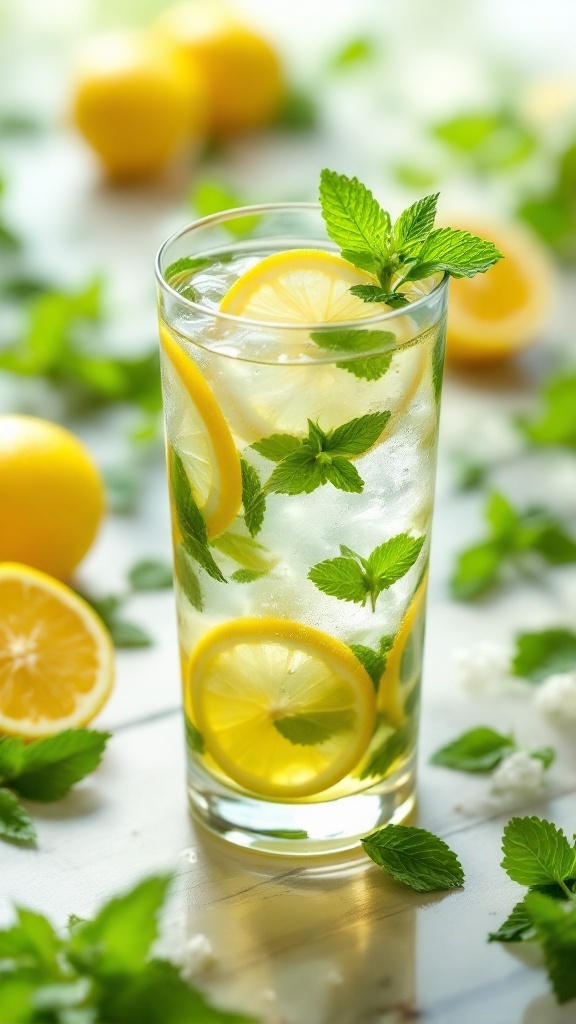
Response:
[310,327,395,380]
[430,727,516,772]
[8,729,110,802]
[524,892,576,1004]
[362,824,464,892]
[488,899,536,943]
[251,433,301,462]
[501,817,576,890]
[0,788,36,843]
[359,726,411,780]
[348,285,400,303]
[211,530,275,572]
[175,543,203,611]
[240,457,266,536]
[326,412,390,456]
[169,447,226,583]
[273,709,355,746]
[230,568,268,583]
[511,628,576,683]
[309,534,424,611]
[265,447,325,495]
[128,559,173,591]
[402,227,503,280]
[393,193,439,254]
[319,169,389,275]
[349,637,393,690]
[323,457,364,492]
[185,719,205,754]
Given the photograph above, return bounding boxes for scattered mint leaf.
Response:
[450,540,502,599]
[319,169,389,275]
[240,457,266,537]
[452,452,487,492]
[309,533,424,611]
[433,111,535,171]
[0,788,36,843]
[524,892,576,1004]
[175,544,203,611]
[511,628,576,683]
[190,180,260,238]
[359,726,411,780]
[251,434,301,462]
[185,719,205,755]
[518,139,576,264]
[329,36,376,70]
[275,87,318,130]
[501,817,576,889]
[0,737,26,780]
[169,447,226,583]
[211,530,275,572]
[488,899,536,943]
[103,463,143,515]
[362,824,464,892]
[128,559,173,591]
[430,727,516,772]
[8,730,110,803]
[107,619,152,648]
[273,708,355,745]
[230,568,268,583]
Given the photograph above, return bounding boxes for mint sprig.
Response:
[309,534,424,612]
[239,457,266,537]
[252,412,389,497]
[349,635,394,691]
[319,169,503,300]
[501,817,576,891]
[169,446,226,583]
[362,824,464,893]
[0,730,110,845]
[430,726,554,773]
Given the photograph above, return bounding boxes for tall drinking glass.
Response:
[156,205,448,855]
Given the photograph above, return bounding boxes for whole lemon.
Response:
[0,416,105,580]
[156,2,284,136]
[72,31,205,181]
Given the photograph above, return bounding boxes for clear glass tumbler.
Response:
[156,204,448,855]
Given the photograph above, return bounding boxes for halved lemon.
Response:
[160,325,242,538]
[0,563,114,738]
[378,576,428,727]
[445,219,553,364]
[216,249,428,442]
[189,617,376,798]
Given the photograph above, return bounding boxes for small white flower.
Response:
[180,934,216,980]
[453,642,510,695]
[491,751,546,796]
[535,671,576,722]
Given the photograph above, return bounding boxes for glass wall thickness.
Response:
[156,205,448,855]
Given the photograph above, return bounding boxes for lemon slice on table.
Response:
[378,576,428,727]
[217,249,428,443]
[160,325,242,539]
[189,617,376,799]
[0,563,114,738]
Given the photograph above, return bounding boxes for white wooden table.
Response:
[2,2,576,1021]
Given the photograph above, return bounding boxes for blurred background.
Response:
[1,0,576,604]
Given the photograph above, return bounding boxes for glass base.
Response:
[187,756,416,856]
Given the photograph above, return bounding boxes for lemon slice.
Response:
[160,325,242,539]
[216,249,427,442]
[378,576,428,727]
[0,563,114,737]
[189,617,376,798]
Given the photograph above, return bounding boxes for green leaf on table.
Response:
[450,542,503,600]
[190,180,260,238]
[128,559,173,591]
[488,898,536,943]
[273,709,355,746]
[433,111,536,170]
[275,86,318,130]
[518,139,576,264]
[8,730,110,803]
[0,737,26,780]
[359,725,411,780]
[511,628,576,683]
[175,543,203,611]
[524,892,576,1004]
[309,534,424,611]
[362,824,464,892]
[430,727,516,772]
[15,907,61,970]
[519,372,576,450]
[501,817,576,889]
[310,328,395,380]
[240,457,266,536]
[319,169,390,275]
[452,452,488,492]
[169,447,226,583]
[107,619,153,648]
[0,788,36,843]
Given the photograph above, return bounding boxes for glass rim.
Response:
[155,202,448,331]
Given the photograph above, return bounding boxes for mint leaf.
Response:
[319,169,390,274]
[310,328,395,380]
[393,193,439,254]
[430,727,516,772]
[230,568,268,583]
[330,36,375,70]
[511,628,576,683]
[349,642,387,690]
[367,534,425,588]
[273,709,355,745]
[323,457,364,493]
[348,285,398,303]
[524,892,576,1004]
[0,737,26,780]
[69,876,172,976]
[169,447,226,583]
[359,726,411,780]
[240,457,266,537]
[325,412,389,456]
[403,227,503,279]
[501,817,576,889]
[185,719,205,754]
[265,447,325,495]
[308,556,369,604]
[211,530,275,572]
[450,541,503,599]
[174,543,203,611]
[251,434,301,462]
[10,730,110,803]
[0,788,36,843]
[362,824,464,892]
[520,372,576,450]
[488,899,536,943]
[128,559,173,591]
[15,907,61,970]
[107,619,152,648]
[191,179,260,238]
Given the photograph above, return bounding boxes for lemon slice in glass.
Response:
[378,576,428,727]
[189,616,376,798]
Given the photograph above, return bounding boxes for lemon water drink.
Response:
[156,204,448,854]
